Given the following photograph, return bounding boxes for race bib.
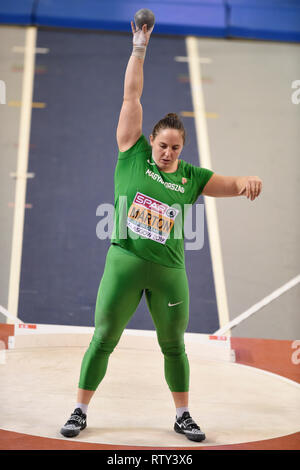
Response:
[127,192,179,244]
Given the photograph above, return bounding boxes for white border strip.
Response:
[13,324,230,346]
[13,46,49,54]
[229,360,300,389]
[186,36,230,333]
[0,305,23,324]
[7,27,37,324]
[214,275,300,336]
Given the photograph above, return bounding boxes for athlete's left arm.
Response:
[202,174,263,201]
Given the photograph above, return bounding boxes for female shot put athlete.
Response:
[60,22,262,442]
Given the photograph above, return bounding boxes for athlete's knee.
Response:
[89,327,120,355]
[159,338,186,358]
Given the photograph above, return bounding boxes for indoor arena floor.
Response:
[0,326,300,450]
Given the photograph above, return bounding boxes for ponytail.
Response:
[152,113,186,145]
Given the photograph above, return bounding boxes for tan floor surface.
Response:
[1,338,300,448]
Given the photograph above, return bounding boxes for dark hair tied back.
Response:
[165,113,179,120]
[152,112,186,145]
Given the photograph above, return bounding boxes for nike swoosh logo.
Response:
[168,301,183,307]
[147,159,156,165]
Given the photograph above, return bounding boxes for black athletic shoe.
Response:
[174,411,206,442]
[60,408,87,438]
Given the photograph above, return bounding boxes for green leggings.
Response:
[78,243,190,392]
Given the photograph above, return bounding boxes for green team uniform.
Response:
[111,134,213,269]
[79,135,214,392]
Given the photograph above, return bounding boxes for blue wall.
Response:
[1,0,300,42]
[19,29,219,333]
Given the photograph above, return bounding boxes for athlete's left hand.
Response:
[131,22,154,47]
[237,176,263,201]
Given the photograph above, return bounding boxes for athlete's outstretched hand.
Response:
[131,21,154,47]
[238,176,263,201]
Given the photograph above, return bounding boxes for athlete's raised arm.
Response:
[116,21,154,152]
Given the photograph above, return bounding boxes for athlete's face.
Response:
[150,129,184,173]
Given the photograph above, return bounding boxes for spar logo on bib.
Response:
[127,192,179,244]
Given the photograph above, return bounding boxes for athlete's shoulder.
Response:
[118,134,151,160]
[179,159,214,194]
[178,159,194,178]
[180,159,213,177]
